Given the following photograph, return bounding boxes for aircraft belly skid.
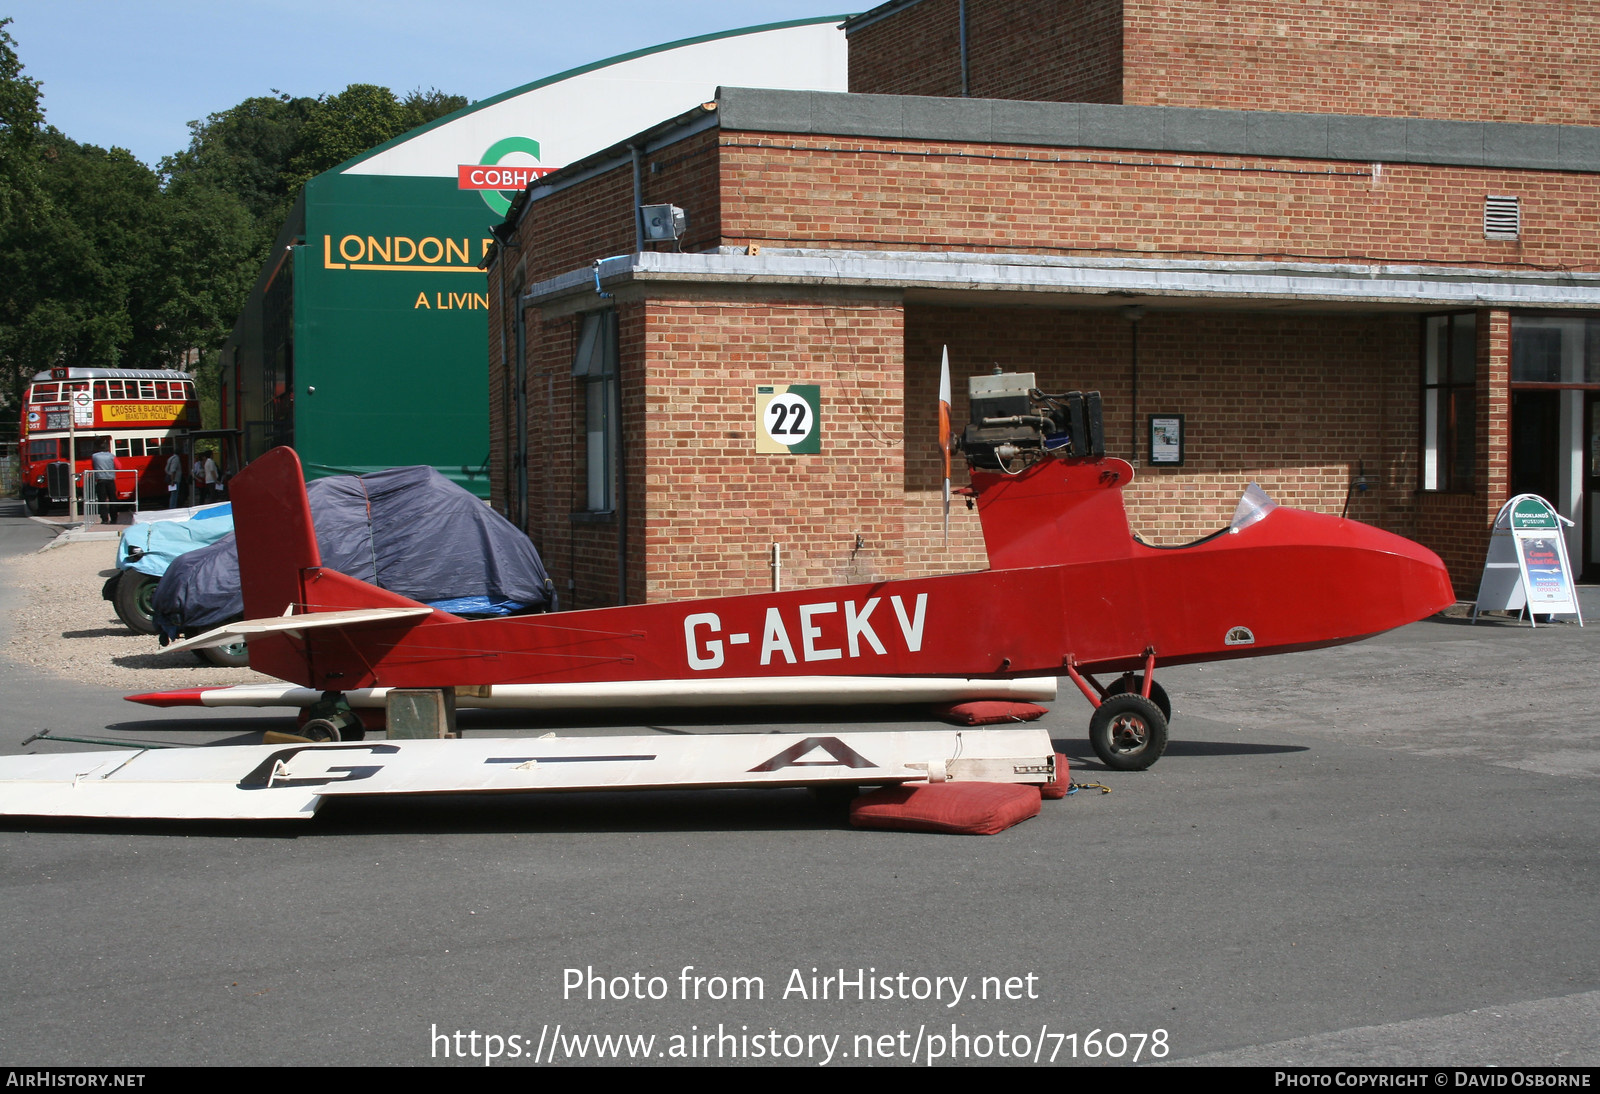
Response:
[0,730,1056,821]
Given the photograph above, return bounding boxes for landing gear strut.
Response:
[294,691,369,742]
[1065,649,1171,771]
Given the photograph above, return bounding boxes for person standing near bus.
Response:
[202,450,221,500]
[91,440,116,524]
[164,448,182,508]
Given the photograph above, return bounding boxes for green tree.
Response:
[3,134,151,380]
[3,48,469,432]
[160,92,316,247]
[285,83,410,189]
[162,83,468,273]
[0,17,42,224]
[147,177,256,362]
[0,17,48,419]
[400,87,470,128]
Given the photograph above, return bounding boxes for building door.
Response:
[1510,316,1597,579]
[1511,390,1560,503]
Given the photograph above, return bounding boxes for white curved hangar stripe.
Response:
[343,21,848,178]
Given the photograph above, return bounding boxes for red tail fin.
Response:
[971,456,1138,570]
[229,447,435,687]
[230,447,320,621]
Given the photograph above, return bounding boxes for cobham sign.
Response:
[457,164,555,191]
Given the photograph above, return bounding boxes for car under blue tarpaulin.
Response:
[152,465,551,640]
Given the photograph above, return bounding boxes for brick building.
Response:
[487,0,1600,610]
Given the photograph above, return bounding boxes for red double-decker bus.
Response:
[18,367,200,516]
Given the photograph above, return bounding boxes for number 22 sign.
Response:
[755,384,822,454]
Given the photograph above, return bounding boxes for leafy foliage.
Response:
[0,17,43,224]
[0,18,466,435]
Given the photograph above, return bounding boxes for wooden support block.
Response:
[385,688,458,739]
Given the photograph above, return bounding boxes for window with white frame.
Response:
[572,311,618,513]
[1421,313,1476,491]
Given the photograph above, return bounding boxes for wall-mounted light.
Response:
[640,204,686,242]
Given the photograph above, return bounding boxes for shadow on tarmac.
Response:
[65,627,139,640]
[0,785,877,838]
[1053,736,1310,771]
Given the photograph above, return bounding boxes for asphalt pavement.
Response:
[0,496,1595,1068]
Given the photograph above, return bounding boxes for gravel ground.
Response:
[2,533,271,692]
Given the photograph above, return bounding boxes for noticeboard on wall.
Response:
[755,384,821,454]
[1147,415,1185,466]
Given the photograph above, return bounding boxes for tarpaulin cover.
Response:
[117,511,235,577]
[152,466,549,638]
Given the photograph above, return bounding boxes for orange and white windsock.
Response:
[939,345,952,546]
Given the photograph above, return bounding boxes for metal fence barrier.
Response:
[80,468,140,524]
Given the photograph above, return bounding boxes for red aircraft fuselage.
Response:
[229,448,1455,695]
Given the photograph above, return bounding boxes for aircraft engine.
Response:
[959,370,1105,472]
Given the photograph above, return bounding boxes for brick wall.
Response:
[901,304,1425,576]
[848,0,965,97]
[640,297,907,601]
[513,128,722,287]
[969,0,1123,103]
[849,0,1124,103]
[499,300,650,612]
[489,121,1549,603]
[1123,0,1600,124]
[847,0,1600,125]
[718,134,1600,271]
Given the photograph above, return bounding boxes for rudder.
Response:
[230,447,321,620]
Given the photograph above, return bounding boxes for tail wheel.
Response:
[299,717,345,743]
[1089,694,1169,771]
[295,709,366,742]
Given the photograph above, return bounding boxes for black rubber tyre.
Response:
[296,708,365,742]
[1104,675,1172,722]
[200,640,250,668]
[25,490,49,516]
[114,571,160,635]
[300,717,345,743]
[1089,693,1169,771]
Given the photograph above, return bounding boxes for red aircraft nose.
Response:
[1363,521,1458,621]
[1233,508,1458,651]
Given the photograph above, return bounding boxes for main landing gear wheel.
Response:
[1089,693,1169,771]
[1104,675,1172,722]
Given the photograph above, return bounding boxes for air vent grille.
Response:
[1484,195,1521,240]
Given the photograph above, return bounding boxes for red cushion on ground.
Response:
[1041,752,1070,799]
[850,782,1042,834]
[930,700,1049,726]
